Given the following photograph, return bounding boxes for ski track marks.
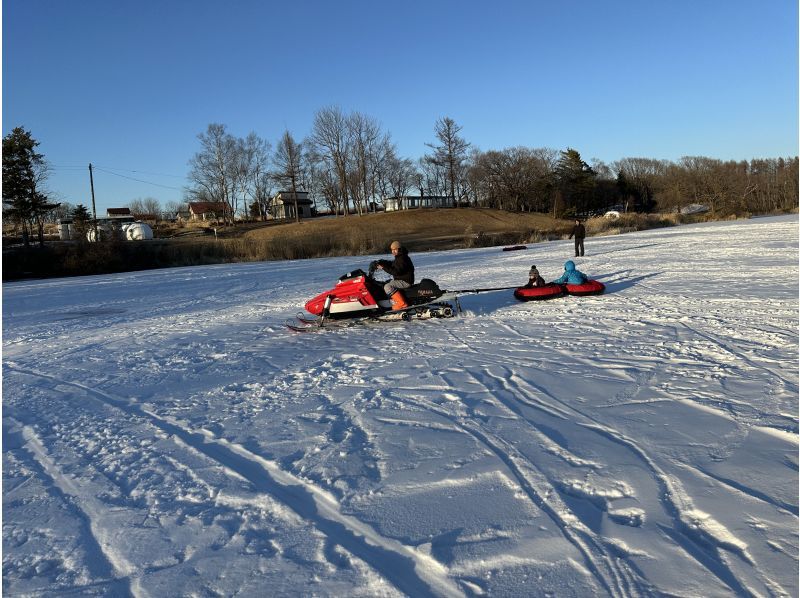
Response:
[4,364,465,598]
[3,419,135,597]
[4,216,797,597]
[413,314,793,596]
[403,359,776,596]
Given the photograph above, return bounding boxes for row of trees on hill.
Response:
[4,114,797,246]
[185,109,477,221]
[468,149,800,217]
[186,108,798,220]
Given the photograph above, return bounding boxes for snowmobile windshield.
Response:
[338,269,367,281]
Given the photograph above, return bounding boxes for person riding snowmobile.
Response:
[376,240,415,310]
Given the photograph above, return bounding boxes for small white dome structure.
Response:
[123,222,154,241]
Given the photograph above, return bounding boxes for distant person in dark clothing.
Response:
[377,240,415,310]
[524,264,546,288]
[569,219,585,257]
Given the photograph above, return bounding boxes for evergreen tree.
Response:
[554,148,596,217]
[2,127,59,246]
[72,204,91,221]
[72,204,91,240]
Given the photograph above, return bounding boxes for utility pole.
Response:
[89,163,98,240]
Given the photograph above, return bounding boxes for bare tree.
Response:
[310,106,351,215]
[239,132,272,222]
[417,155,447,198]
[611,157,669,212]
[369,132,396,212]
[164,200,184,220]
[347,111,388,215]
[376,147,417,207]
[469,147,558,212]
[308,156,340,215]
[187,124,244,224]
[426,117,471,207]
[143,197,161,218]
[466,146,556,213]
[677,156,738,216]
[127,198,146,217]
[590,159,614,181]
[126,197,160,220]
[52,201,75,222]
[272,130,305,223]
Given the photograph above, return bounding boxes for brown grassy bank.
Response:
[2,208,726,280]
[243,208,572,253]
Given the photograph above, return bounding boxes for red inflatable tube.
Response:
[564,280,605,296]
[514,283,565,301]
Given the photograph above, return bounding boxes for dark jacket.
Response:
[525,267,546,287]
[569,223,586,239]
[379,248,415,285]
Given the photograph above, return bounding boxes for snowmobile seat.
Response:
[404,279,444,303]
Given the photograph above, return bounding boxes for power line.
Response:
[92,164,186,178]
[91,166,185,190]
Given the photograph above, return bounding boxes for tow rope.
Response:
[446,285,519,295]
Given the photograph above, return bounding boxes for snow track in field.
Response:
[4,216,797,596]
[5,364,464,598]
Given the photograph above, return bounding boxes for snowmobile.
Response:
[286,261,522,332]
[287,261,458,331]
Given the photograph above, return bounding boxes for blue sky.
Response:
[4,0,798,214]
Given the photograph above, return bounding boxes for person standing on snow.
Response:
[569,219,586,257]
[377,240,415,310]
[552,260,589,285]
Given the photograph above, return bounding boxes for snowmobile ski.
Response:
[286,301,456,333]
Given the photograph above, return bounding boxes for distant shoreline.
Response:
[3,208,793,282]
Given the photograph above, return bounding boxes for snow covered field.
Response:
[3,215,798,597]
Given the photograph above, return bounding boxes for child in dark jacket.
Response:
[524,265,547,288]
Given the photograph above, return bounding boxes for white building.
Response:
[273,191,313,219]
[384,195,451,211]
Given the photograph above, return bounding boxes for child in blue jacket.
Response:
[552,260,589,285]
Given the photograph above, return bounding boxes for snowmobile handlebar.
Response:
[368,260,379,278]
